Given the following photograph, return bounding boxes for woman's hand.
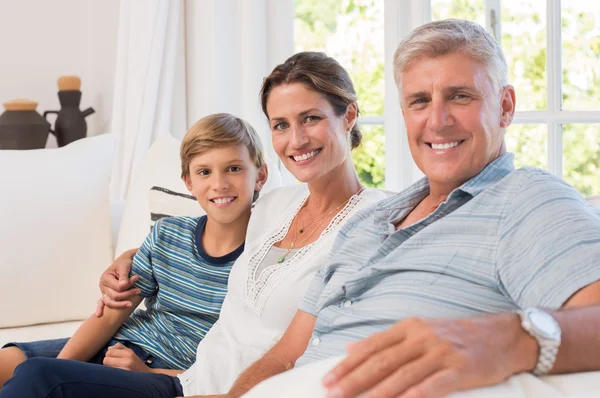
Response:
[95,248,141,317]
[103,343,150,372]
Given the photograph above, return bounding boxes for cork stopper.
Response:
[57,75,81,91]
[3,99,38,111]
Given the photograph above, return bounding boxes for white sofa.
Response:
[1,135,599,396]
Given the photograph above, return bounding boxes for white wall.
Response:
[0,0,120,147]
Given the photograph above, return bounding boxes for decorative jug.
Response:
[44,76,95,147]
[0,99,51,149]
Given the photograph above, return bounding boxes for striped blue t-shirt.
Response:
[297,153,600,366]
[113,215,243,370]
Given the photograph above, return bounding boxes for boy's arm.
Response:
[64,219,159,361]
[57,295,144,361]
[227,310,316,397]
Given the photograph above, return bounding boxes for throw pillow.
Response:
[0,134,115,328]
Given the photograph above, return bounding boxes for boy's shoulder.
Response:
[151,215,204,240]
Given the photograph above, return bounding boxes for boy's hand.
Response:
[103,343,150,372]
[95,248,141,317]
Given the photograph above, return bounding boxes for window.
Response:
[292,0,600,195]
[294,0,385,188]
[431,0,600,196]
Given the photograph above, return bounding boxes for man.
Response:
[222,19,600,398]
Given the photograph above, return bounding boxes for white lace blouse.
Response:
[177,184,388,395]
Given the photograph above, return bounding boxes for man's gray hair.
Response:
[393,19,508,95]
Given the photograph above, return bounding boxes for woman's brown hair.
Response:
[260,52,362,149]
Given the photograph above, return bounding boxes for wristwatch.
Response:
[518,307,562,376]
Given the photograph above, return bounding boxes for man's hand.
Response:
[95,248,140,317]
[103,343,151,372]
[322,313,538,398]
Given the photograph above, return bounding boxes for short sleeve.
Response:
[299,267,328,316]
[131,219,162,297]
[497,171,600,309]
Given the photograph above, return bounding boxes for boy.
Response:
[0,113,268,385]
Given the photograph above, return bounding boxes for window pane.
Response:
[352,124,385,188]
[505,124,547,169]
[501,1,547,111]
[431,0,485,24]
[294,0,384,116]
[562,4,600,110]
[563,124,600,196]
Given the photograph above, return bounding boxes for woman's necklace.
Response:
[276,187,364,263]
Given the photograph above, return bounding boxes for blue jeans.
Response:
[3,338,173,369]
[0,357,184,398]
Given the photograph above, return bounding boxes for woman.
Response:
[0,52,388,398]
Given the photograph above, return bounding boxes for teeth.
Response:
[213,197,234,204]
[431,141,460,150]
[293,149,320,162]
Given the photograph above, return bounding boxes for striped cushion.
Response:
[148,186,204,228]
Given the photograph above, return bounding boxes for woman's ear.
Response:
[254,164,269,192]
[344,103,358,133]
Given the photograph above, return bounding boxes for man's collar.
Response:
[375,152,515,213]
[455,152,515,198]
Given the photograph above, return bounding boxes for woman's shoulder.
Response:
[252,184,308,213]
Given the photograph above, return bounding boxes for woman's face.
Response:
[266,83,356,183]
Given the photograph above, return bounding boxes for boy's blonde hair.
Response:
[180,113,265,178]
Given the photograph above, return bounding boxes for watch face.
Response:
[529,309,560,339]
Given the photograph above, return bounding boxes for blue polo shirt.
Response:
[297,153,600,366]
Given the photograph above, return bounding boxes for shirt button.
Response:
[311,337,321,346]
[343,299,352,308]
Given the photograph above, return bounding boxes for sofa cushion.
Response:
[114,134,191,257]
[0,135,115,328]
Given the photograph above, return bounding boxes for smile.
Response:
[427,140,464,150]
[291,148,322,162]
[210,197,236,205]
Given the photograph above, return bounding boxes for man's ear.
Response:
[254,164,269,192]
[183,174,194,194]
[344,103,358,133]
[500,85,516,128]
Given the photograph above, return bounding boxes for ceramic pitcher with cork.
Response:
[44,76,95,147]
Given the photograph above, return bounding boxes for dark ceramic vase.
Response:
[44,90,94,147]
[0,100,51,150]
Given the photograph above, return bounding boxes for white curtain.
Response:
[110,0,186,200]
[184,0,294,181]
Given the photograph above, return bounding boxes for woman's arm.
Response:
[95,248,141,317]
[58,295,144,361]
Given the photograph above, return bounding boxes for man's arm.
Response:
[227,310,316,397]
[323,281,600,398]
[58,295,144,361]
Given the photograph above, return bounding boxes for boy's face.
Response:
[184,144,266,226]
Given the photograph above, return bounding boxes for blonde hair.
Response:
[393,19,508,96]
[180,113,265,178]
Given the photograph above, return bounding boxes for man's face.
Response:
[400,52,515,192]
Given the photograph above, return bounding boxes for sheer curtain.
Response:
[110,0,186,200]
[185,0,293,181]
